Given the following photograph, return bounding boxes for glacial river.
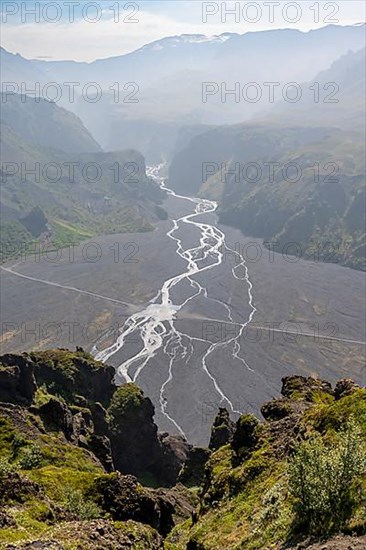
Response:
[93,165,256,436]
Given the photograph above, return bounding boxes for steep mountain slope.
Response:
[262,47,366,131]
[0,95,166,261]
[169,49,366,270]
[0,93,102,153]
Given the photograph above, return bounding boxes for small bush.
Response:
[0,457,17,479]
[11,434,27,459]
[289,420,366,535]
[63,487,101,520]
[18,445,43,470]
[108,384,144,429]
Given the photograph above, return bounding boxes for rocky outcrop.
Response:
[107,384,161,477]
[153,433,191,486]
[178,447,211,486]
[88,434,114,472]
[38,398,74,439]
[0,354,36,405]
[0,351,193,488]
[209,407,236,451]
[0,470,41,505]
[231,413,260,459]
[334,378,361,400]
[281,375,333,401]
[3,520,163,549]
[91,472,190,536]
[107,384,190,486]
[30,350,115,406]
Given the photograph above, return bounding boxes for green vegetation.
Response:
[289,420,366,535]
[0,350,365,548]
[170,124,366,271]
[167,383,366,549]
[108,383,144,422]
[0,95,166,264]
[62,487,102,520]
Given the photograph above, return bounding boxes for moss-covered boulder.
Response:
[209,408,236,451]
[29,349,115,406]
[334,378,361,400]
[91,472,177,536]
[281,375,333,402]
[231,413,260,459]
[178,447,211,486]
[107,384,161,476]
[0,355,37,405]
[260,397,306,422]
[38,398,73,439]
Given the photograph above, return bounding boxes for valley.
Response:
[1,12,365,550]
[1,165,365,445]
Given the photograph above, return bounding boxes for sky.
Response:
[1,1,365,61]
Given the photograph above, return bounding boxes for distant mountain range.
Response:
[169,46,366,270]
[1,25,365,268]
[1,24,365,160]
[0,94,166,262]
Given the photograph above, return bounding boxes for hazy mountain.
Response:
[168,44,366,270]
[2,25,365,161]
[261,47,366,131]
[0,46,48,85]
[0,93,102,154]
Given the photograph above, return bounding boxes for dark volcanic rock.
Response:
[154,484,197,526]
[29,350,115,406]
[90,402,110,435]
[0,470,41,504]
[38,398,73,439]
[88,434,114,472]
[261,398,296,421]
[0,509,16,528]
[0,354,36,405]
[209,407,236,451]
[231,414,260,459]
[334,378,361,400]
[178,447,211,486]
[281,375,333,401]
[71,407,94,442]
[108,384,161,476]
[108,384,192,486]
[153,433,191,486]
[91,472,177,536]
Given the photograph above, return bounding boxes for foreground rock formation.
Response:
[0,349,365,549]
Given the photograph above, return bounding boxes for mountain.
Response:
[0,95,166,262]
[169,48,366,270]
[0,93,102,153]
[2,25,365,161]
[261,47,366,131]
[0,349,365,548]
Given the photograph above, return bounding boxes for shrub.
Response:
[62,487,101,520]
[18,445,43,470]
[288,420,366,535]
[0,458,17,479]
[108,384,144,428]
[11,434,27,459]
